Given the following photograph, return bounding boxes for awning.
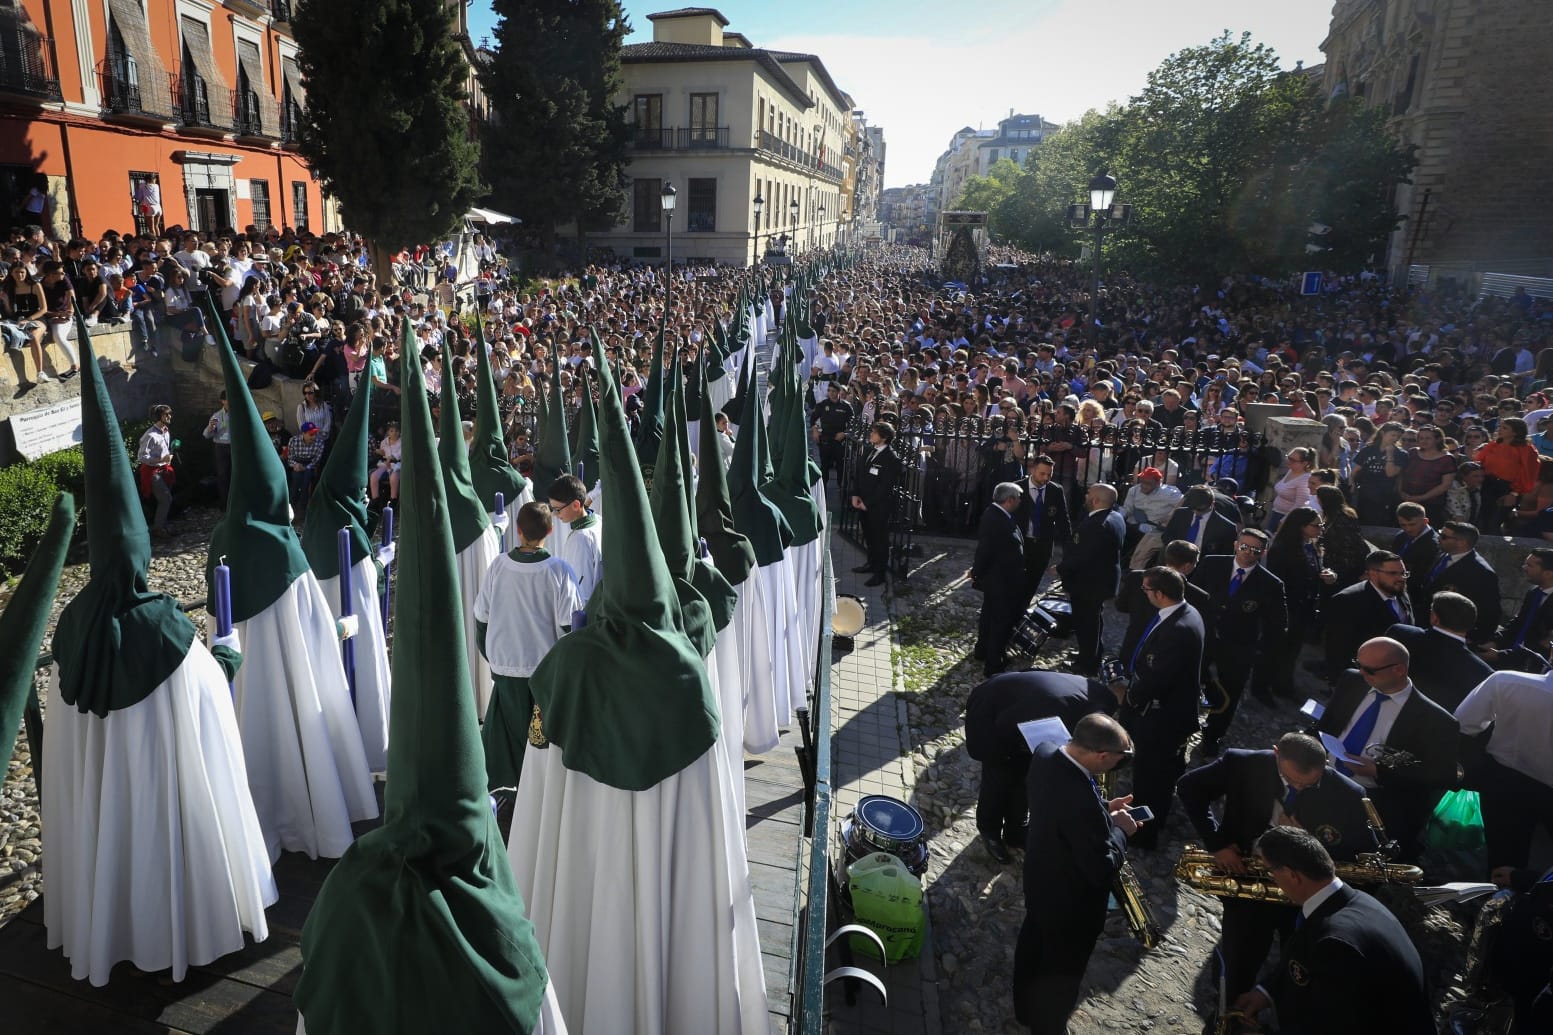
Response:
[281,55,305,106]
[466,207,520,225]
[179,17,229,110]
[235,38,278,135]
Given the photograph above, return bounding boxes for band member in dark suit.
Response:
[1014,714,1141,1034]
[1115,566,1205,849]
[1190,529,1289,754]
[966,670,1114,864]
[1419,521,1501,642]
[1177,733,1374,1004]
[1478,547,1553,671]
[1234,826,1432,1035]
[850,421,903,587]
[1487,865,1553,1034]
[1323,550,1413,679]
[1057,483,1126,674]
[1317,637,1460,859]
[1012,454,1071,610]
[971,483,1031,678]
[1162,485,1237,557]
[1264,506,1328,701]
[1118,539,1208,649]
[1384,591,1493,712]
[1391,502,1440,618]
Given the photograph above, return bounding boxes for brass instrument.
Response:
[1174,846,1423,902]
[1096,769,1116,800]
[1113,859,1162,948]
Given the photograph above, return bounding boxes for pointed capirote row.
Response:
[0,268,839,1034]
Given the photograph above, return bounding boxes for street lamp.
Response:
[752,193,764,266]
[1068,168,1130,351]
[789,197,799,255]
[661,181,677,311]
[818,203,826,250]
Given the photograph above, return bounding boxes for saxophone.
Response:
[1114,859,1162,948]
[1174,847,1423,902]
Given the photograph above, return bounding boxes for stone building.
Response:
[1320,0,1553,279]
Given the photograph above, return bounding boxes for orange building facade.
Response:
[0,0,330,240]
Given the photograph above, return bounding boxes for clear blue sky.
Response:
[464,1,1334,188]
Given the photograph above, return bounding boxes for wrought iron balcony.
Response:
[629,127,675,150]
[271,1,293,24]
[233,90,274,139]
[678,126,728,149]
[172,73,234,131]
[0,33,62,101]
[97,60,173,120]
[280,103,303,146]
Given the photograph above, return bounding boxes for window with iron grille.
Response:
[292,181,308,231]
[250,178,270,230]
[128,170,155,236]
[632,178,661,233]
[687,178,716,233]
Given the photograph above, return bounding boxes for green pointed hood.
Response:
[297,313,548,1035]
[204,297,311,622]
[650,371,715,657]
[674,360,738,633]
[468,313,528,513]
[302,376,373,580]
[528,332,718,791]
[531,355,571,493]
[0,493,74,770]
[684,345,705,424]
[770,358,823,547]
[706,317,730,383]
[53,319,194,715]
[635,321,667,465]
[571,332,602,487]
[695,350,756,587]
[438,340,492,552]
[726,346,792,566]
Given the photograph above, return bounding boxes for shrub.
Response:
[0,463,61,578]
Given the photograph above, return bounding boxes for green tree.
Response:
[480,0,631,261]
[291,0,483,284]
[998,108,1123,255]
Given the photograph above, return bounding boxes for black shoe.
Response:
[851,564,874,574]
[1199,736,1221,758]
[865,574,885,587]
[980,834,1013,864]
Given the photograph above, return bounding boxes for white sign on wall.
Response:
[236,179,252,200]
[8,397,83,460]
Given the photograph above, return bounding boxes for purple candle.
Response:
[214,557,233,638]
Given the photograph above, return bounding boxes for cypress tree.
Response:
[291,0,484,283]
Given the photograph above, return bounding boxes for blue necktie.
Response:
[1032,488,1044,537]
[1388,597,1404,622]
[1428,555,1449,581]
[1294,911,1306,930]
[1339,692,1386,773]
[1282,784,1299,817]
[1131,612,1160,673]
[1230,568,1246,596]
[1188,514,1202,543]
[1513,590,1548,648]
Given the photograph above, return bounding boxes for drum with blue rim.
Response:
[841,794,929,876]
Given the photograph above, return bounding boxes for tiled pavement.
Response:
[823,531,941,1035]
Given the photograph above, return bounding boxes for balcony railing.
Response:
[233,90,274,139]
[0,33,62,101]
[280,104,301,146]
[630,127,674,150]
[97,60,172,119]
[270,1,293,23]
[627,126,730,151]
[172,73,234,131]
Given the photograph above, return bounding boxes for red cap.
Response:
[1139,467,1164,481]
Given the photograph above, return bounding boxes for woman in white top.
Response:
[296,381,332,441]
[1266,446,1315,531]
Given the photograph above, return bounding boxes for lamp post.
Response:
[1067,169,1129,352]
[661,181,677,313]
[752,192,765,266]
[789,197,799,256]
[818,203,826,251]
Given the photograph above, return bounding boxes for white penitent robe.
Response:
[507,740,768,1035]
[456,525,502,720]
[296,982,570,1035]
[758,556,799,728]
[43,644,278,986]
[315,556,392,773]
[706,635,747,819]
[736,572,781,755]
[221,574,378,861]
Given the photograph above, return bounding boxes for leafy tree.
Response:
[291,0,483,284]
[480,0,631,260]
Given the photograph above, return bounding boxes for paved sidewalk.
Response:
[824,531,941,1035]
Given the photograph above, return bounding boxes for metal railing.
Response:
[0,32,62,100]
[833,413,1270,570]
[234,89,272,138]
[793,537,836,1033]
[271,0,293,23]
[626,126,731,150]
[172,73,234,131]
[97,60,173,118]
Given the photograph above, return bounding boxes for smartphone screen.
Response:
[1126,806,1154,822]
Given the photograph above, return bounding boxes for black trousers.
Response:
[1202,647,1256,742]
[818,441,846,487]
[1128,729,1187,850]
[1220,898,1298,1001]
[1013,894,1108,1034]
[860,506,891,573]
[1068,591,1107,675]
[977,586,1023,676]
[1475,754,1553,870]
[1019,538,1055,612]
[978,756,1029,843]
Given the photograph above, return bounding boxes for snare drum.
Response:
[841,794,929,876]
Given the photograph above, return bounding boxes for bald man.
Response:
[1315,636,1460,860]
[1057,483,1126,674]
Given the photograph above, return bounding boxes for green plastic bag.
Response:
[847,852,925,963]
[1419,789,1486,881]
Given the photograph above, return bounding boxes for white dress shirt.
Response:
[1300,877,1346,920]
[1337,685,1413,787]
[1455,670,1553,787]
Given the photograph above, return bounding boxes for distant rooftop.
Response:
[646,7,730,25]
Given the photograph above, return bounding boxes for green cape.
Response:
[438,339,493,553]
[695,349,756,587]
[296,302,548,1035]
[302,377,374,580]
[650,368,715,657]
[0,493,74,770]
[531,355,571,493]
[726,345,792,566]
[468,314,529,513]
[55,316,195,714]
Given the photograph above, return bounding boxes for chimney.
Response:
[648,8,729,47]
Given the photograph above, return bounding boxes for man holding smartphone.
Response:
[1013,713,1142,1033]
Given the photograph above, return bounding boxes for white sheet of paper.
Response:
[1414,882,1498,905]
[1301,698,1326,721]
[1319,731,1365,763]
[1018,716,1071,753]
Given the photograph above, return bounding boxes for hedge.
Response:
[0,419,152,579]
